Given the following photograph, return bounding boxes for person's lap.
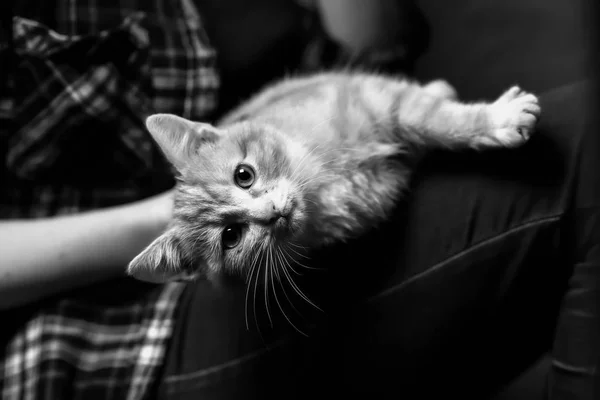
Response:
[329,80,599,399]
[158,81,599,399]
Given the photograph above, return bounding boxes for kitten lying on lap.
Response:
[128,72,540,287]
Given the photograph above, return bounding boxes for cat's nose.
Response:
[268,207,285,224]
[267,200,291,225]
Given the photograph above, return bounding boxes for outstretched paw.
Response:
[487,86,541,147]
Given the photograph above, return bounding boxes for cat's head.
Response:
[128,114,318,283]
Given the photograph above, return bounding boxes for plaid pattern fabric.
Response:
[1,282,186,400]
[8,15,155,182]
[0,0,219,398]
[0,0,219,218]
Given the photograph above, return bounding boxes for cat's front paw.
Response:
[487,86,541,147]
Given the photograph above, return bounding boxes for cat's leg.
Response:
[395,83,541,150]
[423,80,458,100]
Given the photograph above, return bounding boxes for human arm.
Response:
[313,0,405,52]
[0,190,174,310]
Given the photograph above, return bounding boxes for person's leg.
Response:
[157,81,598,399]
[155,279,314,400]
[546,81,600,399]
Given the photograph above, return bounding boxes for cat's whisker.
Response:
[282,247,320,273]
[279,249,302,276]
[293,174,344,190]
[289,143,324,183]
[276,256,304,319]
[253,248,267,338]
[287,241,307,248]
[290,142,323,176]
[282,246,317,270]
[273,248,308,336]
[244,245,263,331]
[297,176,345,188]
[245,243,262,282]
[292,175,333,189]
[299,196,318,206]
[274,248,304,317]
[264,246,274,328]
[287,241,310,252]
[279,258,323,312]
[290,176,311,190]
[308,158,345,171]
[290,143,361,184]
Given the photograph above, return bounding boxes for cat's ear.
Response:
[145,113,222,171]
[127,227,205,283]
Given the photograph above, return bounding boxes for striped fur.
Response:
[128,72,540,283]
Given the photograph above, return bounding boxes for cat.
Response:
[127,72,540,287]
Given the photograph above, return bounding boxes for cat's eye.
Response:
[234,164,255,189]
[222,224,243,249]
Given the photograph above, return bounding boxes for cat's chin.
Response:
[274,210,306,242]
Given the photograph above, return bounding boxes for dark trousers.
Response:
[158,81,600,399]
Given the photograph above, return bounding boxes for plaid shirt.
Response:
[0,0,218,398]
[0,0,219,218]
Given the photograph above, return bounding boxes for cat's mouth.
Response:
[270,208,303,239]
[271,213,294,235]
[273,215,289,230]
